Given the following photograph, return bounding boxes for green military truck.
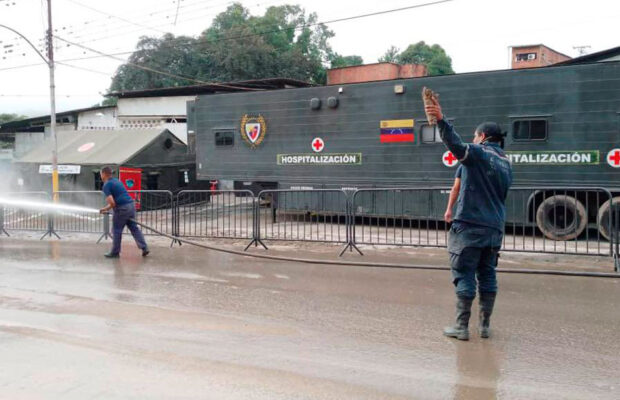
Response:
[189,60,620,242]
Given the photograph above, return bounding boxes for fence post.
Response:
[244,193,268,251]
[40,211,60,240]
[97,212,112,244]
[0,205,9,237]
[339,190,363,257]
[614,203,619,272]
[170,191,181,247]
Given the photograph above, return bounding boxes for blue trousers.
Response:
[448,222,502,299]
[111,203,147,255]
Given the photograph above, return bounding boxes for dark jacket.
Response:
[438,119,513,234]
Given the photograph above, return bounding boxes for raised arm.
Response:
[424,100,470,162]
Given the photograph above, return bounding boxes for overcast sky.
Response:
[1,0,618,117]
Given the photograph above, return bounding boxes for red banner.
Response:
[119,167,142,210]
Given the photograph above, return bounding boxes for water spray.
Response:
[0,197,99,214]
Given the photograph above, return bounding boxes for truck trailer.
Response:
[189,60,620,242]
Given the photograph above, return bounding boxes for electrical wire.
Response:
[1,0,453,68]
[62,0,174,35]
[64,0,454,54]
[55,60,116,76]
[55,35,268,91]
[0,0,232,61]
[2,0,449,83]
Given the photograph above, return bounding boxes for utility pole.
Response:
[573,45,591,56]
[46,0,59,201]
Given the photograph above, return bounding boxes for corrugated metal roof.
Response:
[0,105,115,132]
[107,78,313,98]
[16,129,165,165]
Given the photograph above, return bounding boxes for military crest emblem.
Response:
[240,114,267,148]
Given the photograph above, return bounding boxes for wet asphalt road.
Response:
[1,239,619,400]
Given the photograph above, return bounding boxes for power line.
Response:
[0,0,210,56]
[55,36,211,85]
[0,93,100,97]
[54,35,264,91]
[50,0,277,48]
[2,0,454,75]
[55,60,115,76]
[61,0,169,35]
[53,0,229,42]
[57,0,454,61]
[0,51,132,71]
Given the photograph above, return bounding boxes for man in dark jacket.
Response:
[99,166,149,258]
[425,100,513,340]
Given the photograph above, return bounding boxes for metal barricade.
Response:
[53,191,107,236]
[175,190,255,239]
[1,192,51,234]
[504,187,614,257]
[350,187,615,258]
[256,189,350,245]
[351,188,450,248]
[607,196,619,272]
[128,190,175,237]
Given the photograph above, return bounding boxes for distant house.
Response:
[510,44,620,69]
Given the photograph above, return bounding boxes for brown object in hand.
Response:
[422,86,439,125]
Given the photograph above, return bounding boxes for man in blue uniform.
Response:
[99,166,149,258]
[425,101,513,340]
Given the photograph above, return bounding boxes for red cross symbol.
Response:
[607,149,620,168]
[442,151,458,167]
[312,138,324,153]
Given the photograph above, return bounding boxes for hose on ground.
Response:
[131,220,620,279]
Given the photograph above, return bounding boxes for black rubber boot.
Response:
[479,291,497,338]
[443,296,474,341]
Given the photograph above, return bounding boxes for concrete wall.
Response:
[78,108,117,131]
[117,96,195,117]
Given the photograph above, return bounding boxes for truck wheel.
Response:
[597,197,620,243]
[535,195,587,241]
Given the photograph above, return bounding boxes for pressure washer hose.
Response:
[131,219,620,279]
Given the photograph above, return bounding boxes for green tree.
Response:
[110,3,335,91]
[329,54,363,69]
[378,46,399,63]
[91,97,118,108]
[0,113,26,124]
[110,34,209,91]
[395,41,454,75]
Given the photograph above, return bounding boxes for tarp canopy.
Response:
[16,129,170,165]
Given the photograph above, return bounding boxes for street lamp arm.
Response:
[0,24,49,65]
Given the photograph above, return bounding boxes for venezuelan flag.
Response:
[380,119,415,143]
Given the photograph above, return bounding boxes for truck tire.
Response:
[597,197,620,243]
[535,195,587,241]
